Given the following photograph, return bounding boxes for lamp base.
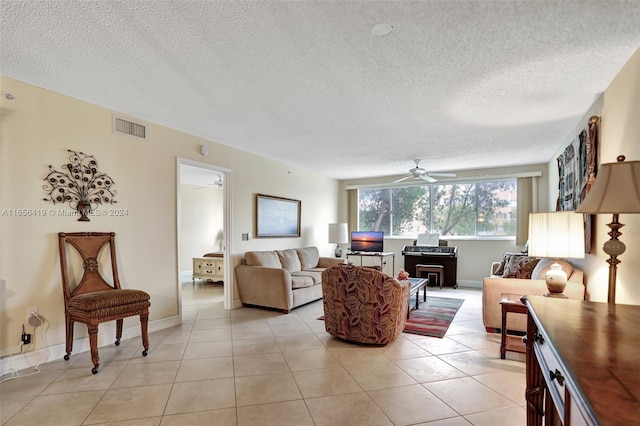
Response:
[334,245,343,258]
[603,214,625,305]
[543,292,568,299]
[544,261,568,298]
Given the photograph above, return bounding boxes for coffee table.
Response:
[407,277,428,318]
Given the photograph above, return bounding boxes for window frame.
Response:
[356,178,518,239]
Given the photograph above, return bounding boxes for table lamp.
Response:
[528,211,585,297]
[328,223,348,257]
[575,156,640,304]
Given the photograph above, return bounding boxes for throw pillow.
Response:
[245,251,282,268]
[276,249,302,272]
[297,247,320,270]
[502,256,541,279]
[494,253,519,276]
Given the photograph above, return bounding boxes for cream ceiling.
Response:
[1,1,639,180]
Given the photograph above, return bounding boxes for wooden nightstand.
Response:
[499,293,527,359]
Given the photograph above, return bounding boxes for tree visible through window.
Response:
[358,180,517,237]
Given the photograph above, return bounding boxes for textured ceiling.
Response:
[1,1,639,180]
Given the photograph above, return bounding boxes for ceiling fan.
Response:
[195,175,223,189]
[393,159,456,184]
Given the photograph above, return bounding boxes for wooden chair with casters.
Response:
[58,232,151,374]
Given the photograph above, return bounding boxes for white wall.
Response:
[179,183,224,272]
[547,48,640,304]
[0,77,340,363]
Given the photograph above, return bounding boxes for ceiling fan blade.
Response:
[393,176,412,183]
[427,172,456,177]
[420,175,437,183]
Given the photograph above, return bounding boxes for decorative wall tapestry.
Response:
[556,116,599,253]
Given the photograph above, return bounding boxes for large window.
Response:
[358,180,517,237]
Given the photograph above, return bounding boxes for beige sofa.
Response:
[482,255,585,333]
[235,247,344,313]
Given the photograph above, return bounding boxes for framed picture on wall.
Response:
[256,194,301,238]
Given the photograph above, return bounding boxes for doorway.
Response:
[176,158,232,314]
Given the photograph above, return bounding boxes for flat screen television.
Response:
[350,231,384,253]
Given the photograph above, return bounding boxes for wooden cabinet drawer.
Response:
[192,257,224,281]
[569,397,589,426]
[534,332,566,420]
[525,296,639,426]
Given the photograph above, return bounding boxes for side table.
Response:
[499,293,527,359]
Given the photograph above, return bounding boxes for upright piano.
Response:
[402,245,458,288]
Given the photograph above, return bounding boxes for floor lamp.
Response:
[575,156,640,304]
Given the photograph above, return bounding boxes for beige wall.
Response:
[0,77,340,359]
[179,183,224,272]
[547,48,640,304]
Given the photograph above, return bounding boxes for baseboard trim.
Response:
[0,315,181,376]
[457,280,482,289]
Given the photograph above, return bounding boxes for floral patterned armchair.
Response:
[321,264,410,345]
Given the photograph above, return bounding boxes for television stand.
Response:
[346,251,395,276]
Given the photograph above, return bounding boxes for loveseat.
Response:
[482,254,585,333]
[235,247,344,313]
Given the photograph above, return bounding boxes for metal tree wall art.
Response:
[43,150,117,221]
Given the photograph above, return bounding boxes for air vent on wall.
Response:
[113,116,147,140]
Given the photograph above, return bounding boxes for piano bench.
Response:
[415,264,444,289]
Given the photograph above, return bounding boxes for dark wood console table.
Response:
[523,295,640,425]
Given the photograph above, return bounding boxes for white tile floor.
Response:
[0,284,526,425]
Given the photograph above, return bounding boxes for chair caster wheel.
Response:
[64,353,70,361]
[115,339,120,346]
[142,350,148,356]
[91,366,99,374]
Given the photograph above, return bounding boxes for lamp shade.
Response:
[328,223,348,244]
[528,212,585,259]
[575,157,640,214]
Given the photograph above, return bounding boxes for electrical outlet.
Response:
[21,333,31,345]
[242,233,249,241]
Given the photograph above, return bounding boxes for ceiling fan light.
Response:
[393,159,456,184]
